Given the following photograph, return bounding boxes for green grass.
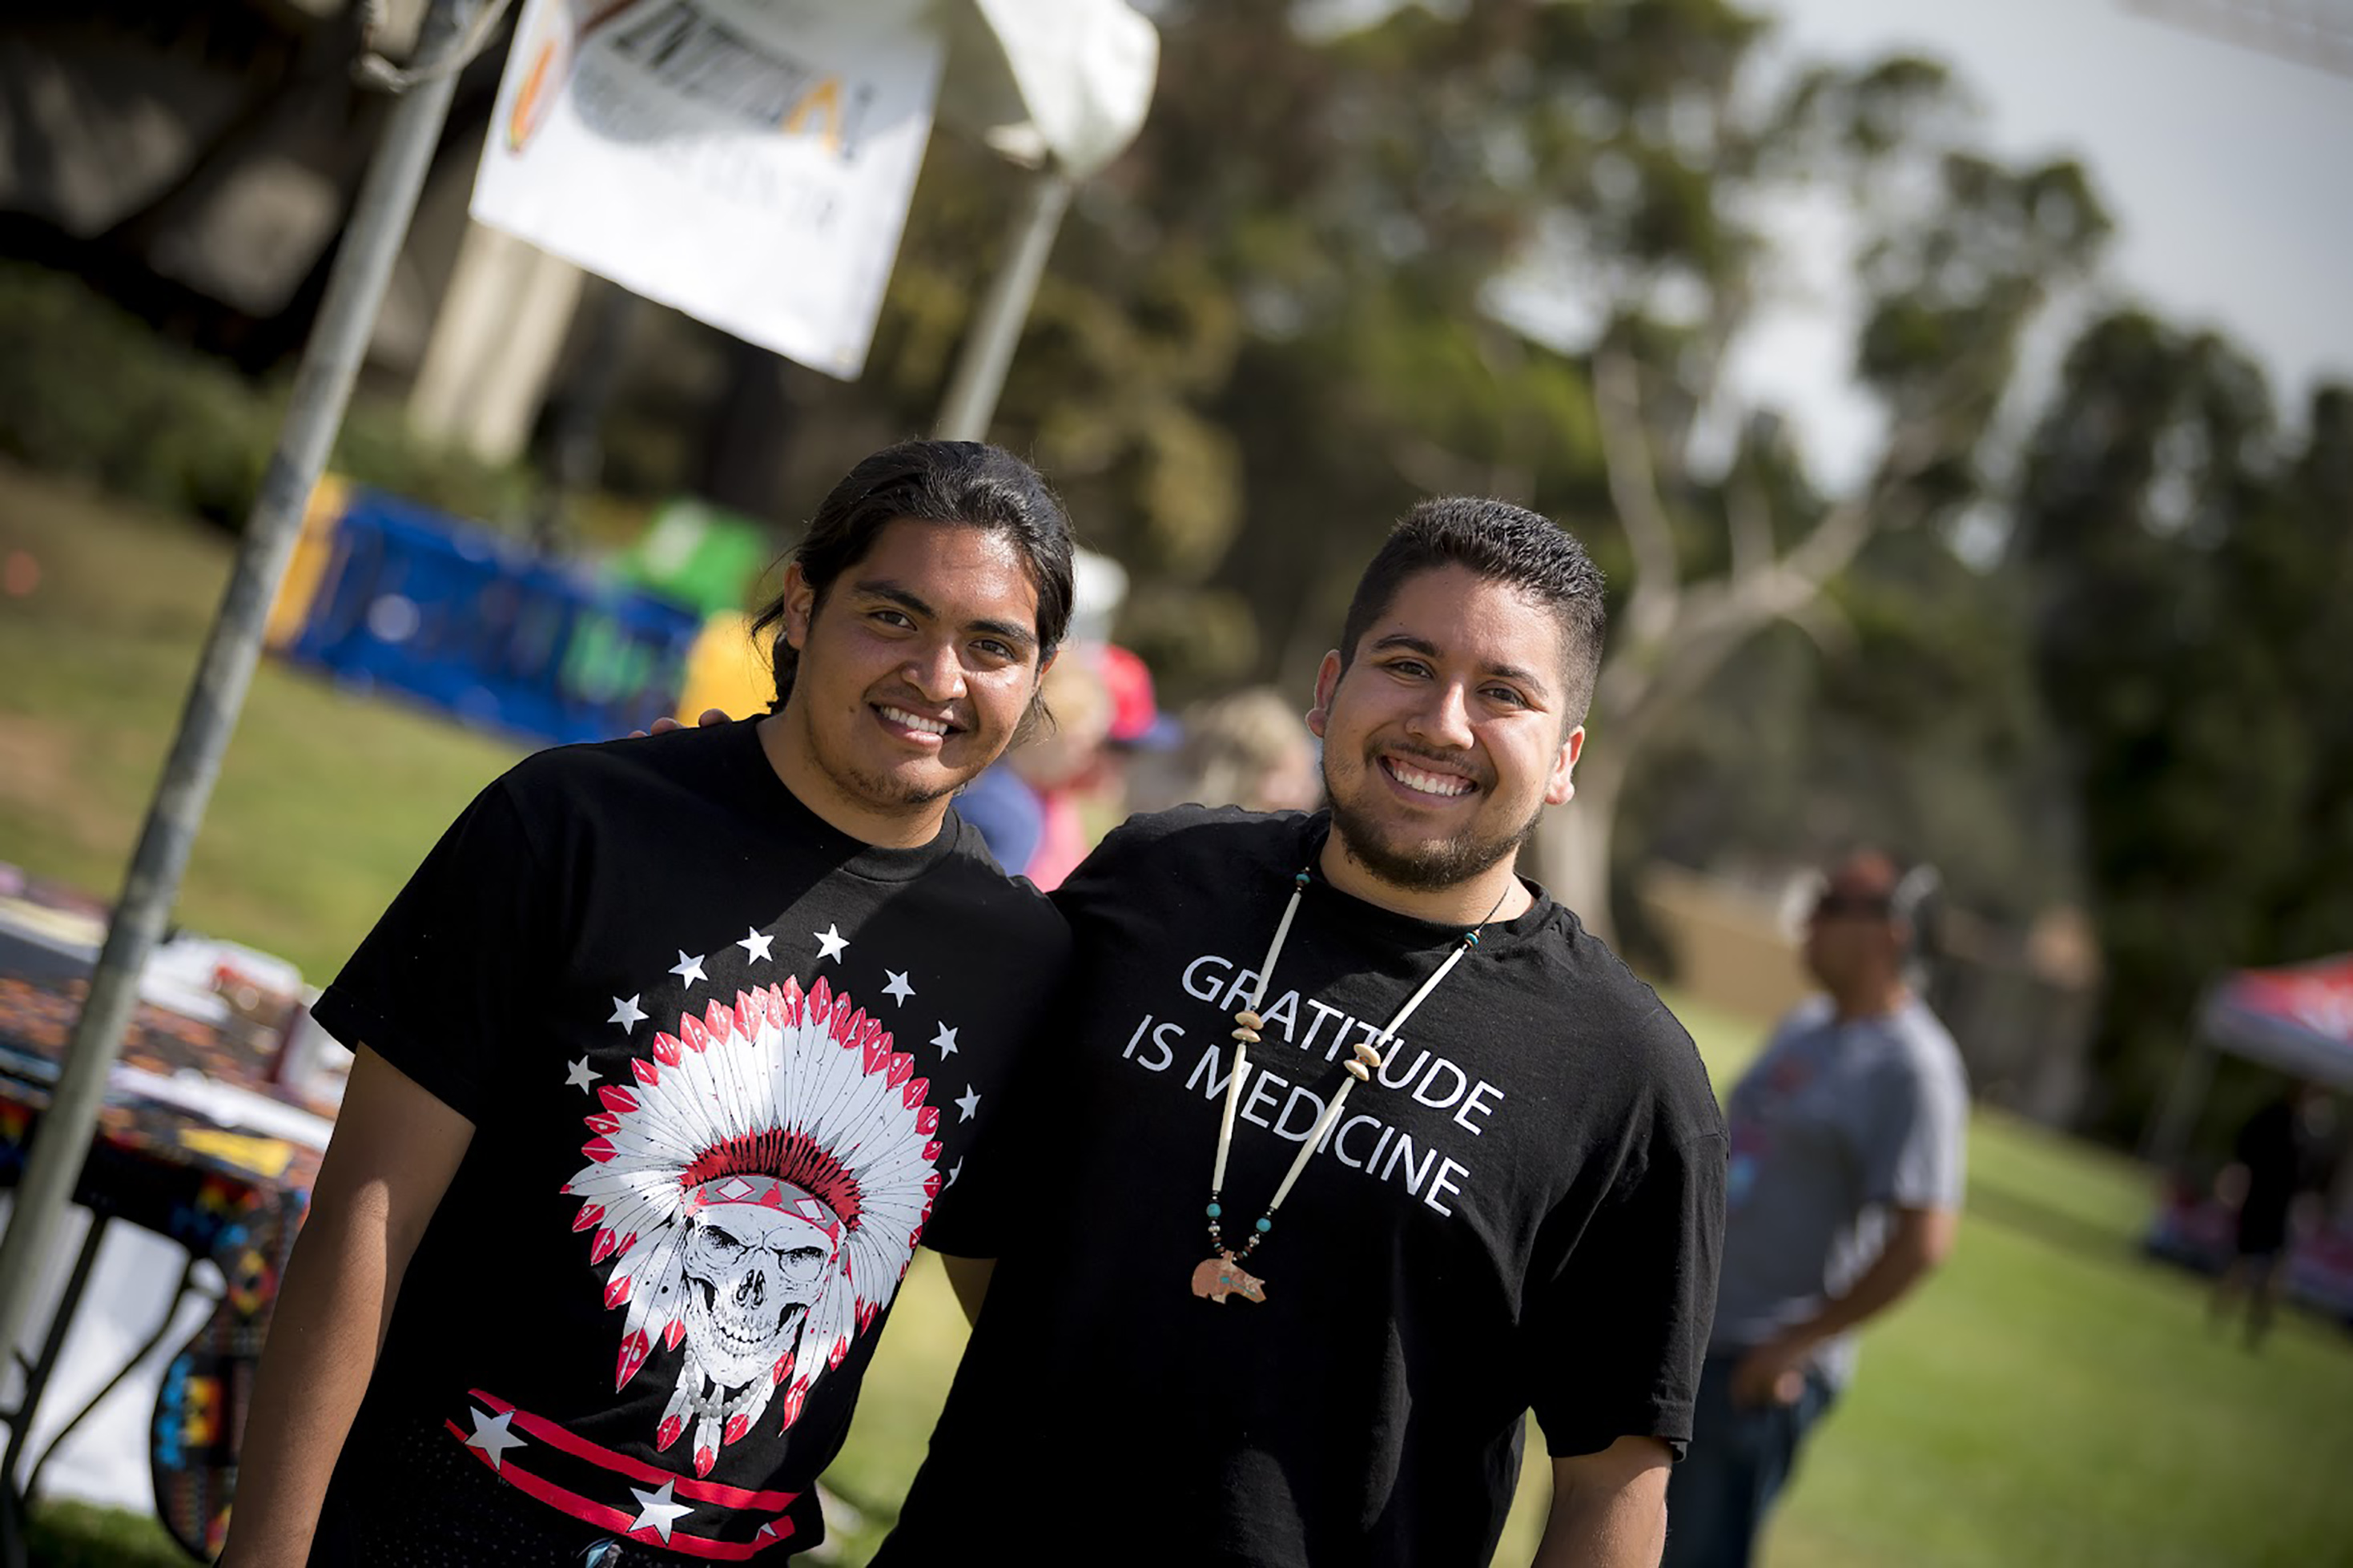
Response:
[9,469,2353,1565]
[0,459,522,981]
[830,963,2353,1568]
[22,1496,189,1566]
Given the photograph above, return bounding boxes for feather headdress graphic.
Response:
[564,976,941,1476]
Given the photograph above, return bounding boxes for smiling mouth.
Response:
[1382,757,1477,798]
[876,705,955,738]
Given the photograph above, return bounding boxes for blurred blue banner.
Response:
[276,490,701,747]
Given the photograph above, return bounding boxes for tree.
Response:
[2014,312,2353,1138]
[537,2,2113,955]
[1571,42,2109,925]
[878,2,2113,939]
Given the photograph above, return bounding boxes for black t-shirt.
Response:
[305,718,1067,1563]
[878,806,1726,1568]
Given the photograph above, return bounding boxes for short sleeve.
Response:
[1860,1047,1968,1212]
[1530,1115,1728,1460]
[308,776,556,1124]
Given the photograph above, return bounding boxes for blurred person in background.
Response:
[1127,685,1325,816]
[960,642,1181,888]
[1662,850,1966,1568]
[955,644,1112,884]
[2210,1081,2337,1349]
[219,441,1076,1566]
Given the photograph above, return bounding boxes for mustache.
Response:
[871,689,967,731]
[1375,743,1488,788]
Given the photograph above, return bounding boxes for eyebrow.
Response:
[1369,633,1553,700]
[850,579,1039,653]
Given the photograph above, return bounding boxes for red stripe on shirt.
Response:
[461,1389,800,1511]
[442,1420,800,1560]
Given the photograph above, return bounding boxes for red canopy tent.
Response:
[2143,955,2353,1322]
[2199,955,2353,1089]
[2146,955,2353,1168]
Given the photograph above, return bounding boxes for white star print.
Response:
[564,1056,597,1094]
[463,1406,526,1471]
[670,951,707,987]
[945,1157,963,1188]
[931,1023,959,1057]
[737,927,774,963]
[955,1084,981,1122]
[608,995,646,1033]
[628,1476,693,1543]
[813,924,848,963]
[883,969,915,1006]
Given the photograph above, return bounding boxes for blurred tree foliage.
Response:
[2012,314,2353,1140]
[828,0,2112,938]
[0,261,537,527]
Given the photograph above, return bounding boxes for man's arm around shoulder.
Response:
[216,1047,474,1568]
[1536,1435,1673,1568]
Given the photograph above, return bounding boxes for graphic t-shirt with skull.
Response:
[305,718,1066,1562]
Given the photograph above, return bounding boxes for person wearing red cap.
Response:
[1096,642,1185,750]
[965,644,1183,890]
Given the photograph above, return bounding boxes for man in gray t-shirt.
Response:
[1662,850,1968,1568]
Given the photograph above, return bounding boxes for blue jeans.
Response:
[1661,1353,1838,1568]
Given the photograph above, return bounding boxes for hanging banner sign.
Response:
[472,0,947,379]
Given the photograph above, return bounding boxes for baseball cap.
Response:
[1096,644,1182,750]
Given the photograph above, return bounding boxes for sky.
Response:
[1732,0,2353,484]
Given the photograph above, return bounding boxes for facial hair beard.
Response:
[1322,754,1542,894]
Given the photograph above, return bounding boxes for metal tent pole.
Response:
[932,163,1075,442]
[0,0,490,1392]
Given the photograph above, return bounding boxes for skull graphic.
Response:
[677,1177,841,1393]
[565,979,940,1465]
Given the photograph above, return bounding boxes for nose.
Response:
[902,637,967,704]
[1406,679,1476,751]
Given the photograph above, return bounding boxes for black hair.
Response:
[749,440,1076,711]
[1337,497,1607,724]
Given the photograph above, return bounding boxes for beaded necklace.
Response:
[1193,866,1510,1304]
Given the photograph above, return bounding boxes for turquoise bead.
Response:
[1254,1217,1273,1234]
[1206,1202,1222,1218]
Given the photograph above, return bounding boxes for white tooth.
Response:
[1392,762,1469,797]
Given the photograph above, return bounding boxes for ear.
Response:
[781,565,818,652]
[1544,725,1585,806]
[1306,652,1344,740]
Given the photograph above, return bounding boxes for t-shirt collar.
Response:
[728,717,963,883]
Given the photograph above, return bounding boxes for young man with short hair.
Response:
[221,440,1076,1566]
[879,498,1728,1566]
